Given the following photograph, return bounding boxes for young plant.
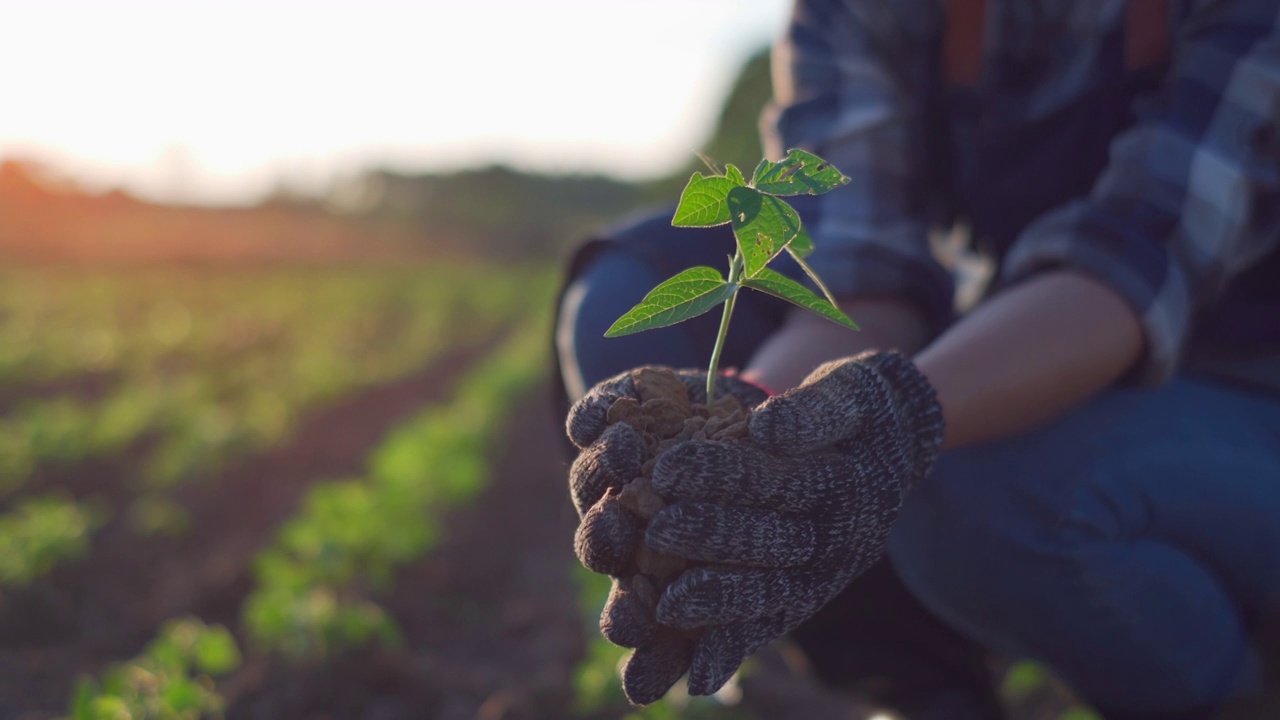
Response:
[604,149,856,402]
[64,617,240,720]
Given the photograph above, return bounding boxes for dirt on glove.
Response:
[598,367,751,619]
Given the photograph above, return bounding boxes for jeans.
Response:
[555,210,1280,715]
[891,375,1280,714]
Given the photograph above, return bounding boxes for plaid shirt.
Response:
[764,0,1280,385]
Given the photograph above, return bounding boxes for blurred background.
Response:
[0,2,1084,719]
[0,1,800,718]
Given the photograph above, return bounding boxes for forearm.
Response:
[915,271,1143,450]
[744,297,932,392]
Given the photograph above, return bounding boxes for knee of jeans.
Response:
[888,443,1085,640]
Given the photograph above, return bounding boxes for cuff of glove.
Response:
[858,351,945,483]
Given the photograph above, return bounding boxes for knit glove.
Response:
[569,351,944,703]
[566,368,769,704]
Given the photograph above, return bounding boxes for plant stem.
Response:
[705,254,743,404]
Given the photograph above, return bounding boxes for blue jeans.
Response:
[555,212,1280,714]
[891,376,1280,713]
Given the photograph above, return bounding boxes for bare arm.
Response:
[743,297,931,392]
[915,271,1143,450]
[747,270,1142,452]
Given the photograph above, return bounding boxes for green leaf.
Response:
[193,625,242,675]
[605,267,734,337]
[725,163,746,187]
[89,697,131,720]
[162,677,204,712]
[751,157,770,185]
[727,186,801,278]
[751,148,851,196]
[671,173,735,227]
[789,227,815,258]
[743,268,857,330]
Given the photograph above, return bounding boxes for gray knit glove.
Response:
[568,351,944,703]
[566,367,769,703]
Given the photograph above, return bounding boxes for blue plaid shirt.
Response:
[764,0,1280,385]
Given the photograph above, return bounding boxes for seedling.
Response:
[605,149,857,402]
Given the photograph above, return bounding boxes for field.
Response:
[0,259,1109,720]
[0,48,1116,715]
[0,262,595,719]
[0,156,1098,718]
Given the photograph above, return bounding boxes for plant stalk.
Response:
[705,254,743,404]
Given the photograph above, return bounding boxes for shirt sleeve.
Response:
[762,0,954,334]
[1002,1,1280,385]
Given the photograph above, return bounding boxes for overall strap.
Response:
[943,0,1171,88]
[944,0,988,87]
[1125,0,1171,72]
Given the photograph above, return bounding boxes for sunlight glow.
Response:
[0,0,790,204]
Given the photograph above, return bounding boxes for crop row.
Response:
[62,618,241,720]
[0,266,548,493]
[0,267,550,590]
[57,311,549,718]
[243,316,548,657]
[0,265,540,390]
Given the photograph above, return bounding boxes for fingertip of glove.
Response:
[575,491,643,576]
[621,630,694,706]
[566,373,637,448]
[655,566,717,629]
[566,396,610,449]
[688,616,785,696]
[600,577,658,648]
[686,646,738,697]
[746,385,816,447]
[569,423,645,516]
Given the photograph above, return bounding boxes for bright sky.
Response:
[1,0,790,205]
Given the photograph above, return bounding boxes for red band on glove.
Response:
[726,369,776,397]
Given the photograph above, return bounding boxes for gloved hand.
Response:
[566,367,770,703]
[567,351,945,704]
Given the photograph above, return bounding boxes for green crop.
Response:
[244,315,549,659]
[604,149,857,401]
[0,494,106,585]
[64,617,240,720]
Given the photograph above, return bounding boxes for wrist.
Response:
[745,297,934,393]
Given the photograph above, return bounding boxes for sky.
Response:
[1,0,791,205]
